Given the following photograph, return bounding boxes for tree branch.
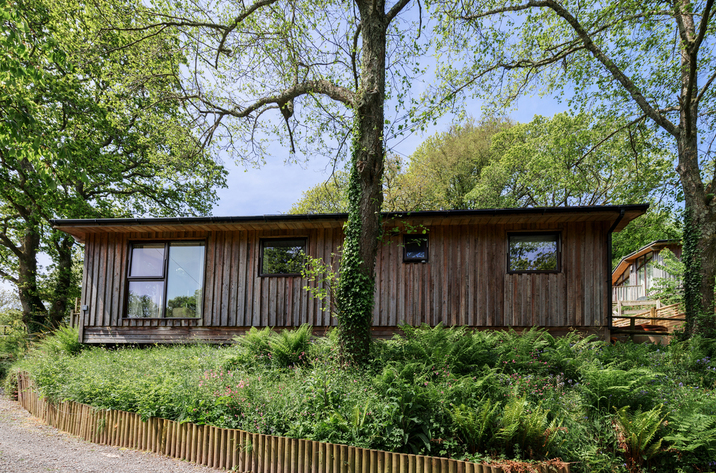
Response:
[458,0,680,136]
[0,267,19,285]
[214,0,281,67]
[697,68,716,106]
[219,80,357,116]
[351,22,362,90]
[692,0,714,53]
[387,0,412,23]
[684,0,715,117]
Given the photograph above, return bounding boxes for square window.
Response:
[260,238,306,276]
[129,243,165,277]
[126,241,205,318]
[404,234,428,262]
[508,233,560,272]
[127,281,164,318]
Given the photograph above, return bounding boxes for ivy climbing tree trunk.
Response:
[110,0,416,363]
[336,1,391,365]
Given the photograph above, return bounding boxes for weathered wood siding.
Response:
[374,221,608,329]
[80,220,610,343]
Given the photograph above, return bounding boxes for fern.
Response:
[36,325,83,356]
[270,324,312,367]
[451,398,500,453]
[494,396,560,459]
[613,405,665,472]
[664,411,716,459]
[226,325,312,368]
[239,326,272,358]
[581,366,658,411]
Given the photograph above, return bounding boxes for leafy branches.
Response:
[0,0,227,331]
[430,0,716,336]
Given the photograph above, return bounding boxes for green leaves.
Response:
[467,112,676,208]
[613,405,666,472]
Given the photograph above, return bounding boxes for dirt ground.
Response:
[0,393,219,473]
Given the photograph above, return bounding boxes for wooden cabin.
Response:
[612,240,682,302]
[51,205,647,344]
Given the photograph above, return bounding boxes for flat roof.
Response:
[51,204,649,243]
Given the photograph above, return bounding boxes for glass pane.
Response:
[262,239,305,274]
[127,281,164,318]
[405,235,428,260]
[165,242,205,318]
[509,234,559,271]
[130,243,165,277]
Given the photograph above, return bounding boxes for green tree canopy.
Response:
[0,0,227,333]
[468,113,676,208]
[290,118,512,213]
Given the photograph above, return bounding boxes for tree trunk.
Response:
[674,3,716,338]
[48,233,75,328]
[677,126,716,338]
[335,1,387,365]
[18,225,47,335]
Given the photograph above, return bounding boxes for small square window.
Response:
[260,238,306,276]
[508,233,560,272]
[404,234,428,262]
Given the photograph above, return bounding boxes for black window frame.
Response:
[259,237,307,277]
[403,234,429,263]
[124,240,206,319]
[507,231,561,274]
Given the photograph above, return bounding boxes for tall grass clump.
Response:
[11,324,716,472]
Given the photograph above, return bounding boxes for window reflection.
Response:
[166,243,205,317]
[508,233,560,272]
[126,241,204,318]
[129,243,165,277]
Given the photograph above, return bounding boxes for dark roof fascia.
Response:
[50,204,649,228]
[611,238,682,280]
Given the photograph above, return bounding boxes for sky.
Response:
[211,93,569,217]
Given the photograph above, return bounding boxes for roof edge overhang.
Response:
[611,238,681,284]
[52,204,649,243]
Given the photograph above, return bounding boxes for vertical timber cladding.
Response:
[499,221,610,329]
[82,231,211,334]
[201,228,342,329]
[373,220,610,329]
[79,217,612,340]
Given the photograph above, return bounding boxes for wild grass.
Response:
[10,324,716,473]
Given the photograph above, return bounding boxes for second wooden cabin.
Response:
[51,205,647,344]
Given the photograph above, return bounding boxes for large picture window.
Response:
[260,238,306,276]
[508,233,560,272]
[126,241,205,318]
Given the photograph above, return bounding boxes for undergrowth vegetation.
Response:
[10,325,716,472]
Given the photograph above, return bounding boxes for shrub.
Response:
[35,325,83,357]
[10,325,716,472]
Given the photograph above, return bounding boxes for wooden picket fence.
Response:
[16,372,568,473]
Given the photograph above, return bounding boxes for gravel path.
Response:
[0,394,219,473]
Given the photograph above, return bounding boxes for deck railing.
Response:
[612,303,685,336]
[612,285,645,301]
